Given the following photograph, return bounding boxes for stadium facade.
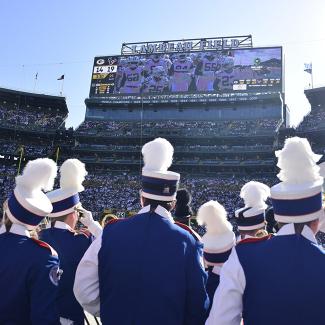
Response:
[75,36,284,176]
[1,36,325,217]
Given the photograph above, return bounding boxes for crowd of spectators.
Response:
[0,165,15,212]
[78,173,276,217]
[0,140,53,157]
[297,107,325,131]
[1,165,325,244]
[76,118,281,137]
[0,103,66,130]
[76,143,273,153]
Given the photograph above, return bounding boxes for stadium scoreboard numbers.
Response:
[89,47,282,98]
[90,56,119,96]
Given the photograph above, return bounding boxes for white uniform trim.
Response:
[55,217,102,239]
[0,224,6,234]
[74,234,101,316]
[74,204,172,316]
[59,317,74,325]
[206,224,317,324]
[86,221,103,238]
[9,223,30,238]
[138,204,175,223]
[212,265,222,275]
[206,247,245,325]
[54,221,74,231]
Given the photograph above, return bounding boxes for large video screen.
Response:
[89,47,282,97]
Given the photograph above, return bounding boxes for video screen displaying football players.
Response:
[92,47,282,96]
[143,66,169,93]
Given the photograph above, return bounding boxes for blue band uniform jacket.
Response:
[74,204,210,325]
[0,224,60,324]
[39,221,93,324]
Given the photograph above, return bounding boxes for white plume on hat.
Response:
[60,159,87,192]
[275,137,322,184]
[7,158,57,229]
[197,200,235,251]
[197,200,230,234]
[16,158,57,192]
[271,137,324,223]
[240,181,270,210]
[142,138,173,172]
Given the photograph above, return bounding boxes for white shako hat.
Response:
[141,138,180,201]
[47,159,87,217]
[6,158,57,230]
[235,181,270,231]
[197,200,235,266]
[271,137,324,223]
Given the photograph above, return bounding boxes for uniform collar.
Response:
[9,223,30,238]
[277,223,317,244]
[236,234,255,243]
[212,265,223,275]
[54,221,74,231]
[138,205,174,223]
[0,224,6,234]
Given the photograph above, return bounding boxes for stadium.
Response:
[1,29,325,323]
[1,35,324,223]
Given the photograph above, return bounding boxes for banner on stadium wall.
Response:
[89,47,282,97]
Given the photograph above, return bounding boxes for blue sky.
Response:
[0,0,324,127]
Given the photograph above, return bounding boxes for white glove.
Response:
[78,208,102,238]
[79,208,94,227]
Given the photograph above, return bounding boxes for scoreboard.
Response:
[89,47,282,97]
[90,56,119,96]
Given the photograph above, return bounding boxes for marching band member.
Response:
[234,181,270,241]
[197,200,236,310]
[74,137,209,324]
[39,159,102,325]
[206,137,325,325]
[0,158,60,324]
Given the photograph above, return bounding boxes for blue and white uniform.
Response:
[206,224,325,325]
[39,221,93,324]
[0,224,5,234]
[74,204,209,325]
[44,158,102,324]
[0,223,60,325]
